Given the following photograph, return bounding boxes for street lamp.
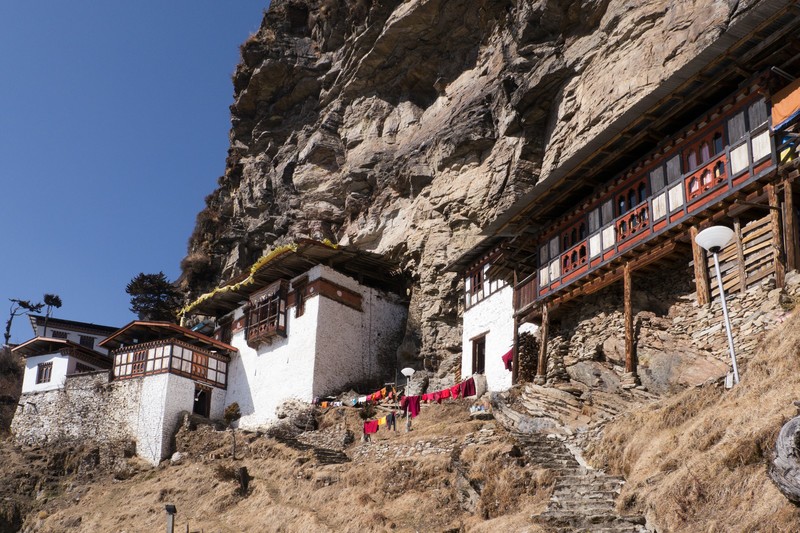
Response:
[695,225,740,385]
[401,367,415,432]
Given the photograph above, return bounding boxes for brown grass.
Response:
[586,311,800,532]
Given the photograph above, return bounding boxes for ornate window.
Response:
[246,280,288,347]
[36,362,52,384]
[79,335,94,348]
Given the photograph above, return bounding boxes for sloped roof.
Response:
[181,239,405,317]
[98,321,237,356]
[12,337,112,369]
[28,315,118,336]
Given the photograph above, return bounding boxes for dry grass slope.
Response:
[587,312,800,532]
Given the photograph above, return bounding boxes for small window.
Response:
[628,189,637,209]
[36,362,52,384]
[570,250,578,265]
[51,330,68,339]
[701,142,711,162]
[601,200,614,225]
[650,167,665,192]
[549,237,560,259]
[618,195,627,216]
[638,182,647,203]
[570,228,577,246]
[713,132,724,154]
[79,335,94,348]
[687,150,697,170]
[470,269,483,296]
[714,160,725,178]
[579,223,587,240]
[578,245,587,261]
[293,277,308,318]
[748,99,768,129]
[472,336,486,375]
[588,208,601,233]
[563,256,570,270]
[666,155,682,183]
[619,220,628,234]
[728,112,746,142]
[131,351,147,374]
[563,235,570,250]
[702,170,713,188]
[689,177,700,194]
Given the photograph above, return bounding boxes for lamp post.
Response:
[695,226,740,385]
[401,367,415,432]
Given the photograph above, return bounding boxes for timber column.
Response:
[690,226,711,305]
[534,303,548,385]
[621,262,639,389]
[768,183,786,288]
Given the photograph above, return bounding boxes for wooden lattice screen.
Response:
[709,214,775,298]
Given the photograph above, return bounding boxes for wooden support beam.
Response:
[623,263,635,374]
[535,304,548,385]
[690,226,711,306]
[734,219,747,293]
[784,179,799,272]
[512,271,519,385]
[767,184,786,288]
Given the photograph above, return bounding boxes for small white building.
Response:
[13,316,117,393]
[182,240,408,430]
[451,247,537,392]
[97,321,237,463]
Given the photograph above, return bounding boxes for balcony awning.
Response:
[182,239,405,317]
[12,337,112,368]
[99,320,236,356]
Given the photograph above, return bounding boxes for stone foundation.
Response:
[539,262,800,394]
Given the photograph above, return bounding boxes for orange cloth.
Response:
[773,78,800,127]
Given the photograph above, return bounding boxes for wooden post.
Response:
[767,183,786,288]
[623,263,635,375]
[784,179,799,272]
[733,219,747,293]
[512,272,519,385]
[690,226,711,305]
[535,304,548,385]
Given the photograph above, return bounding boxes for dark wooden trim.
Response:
[767,183,786,287]
[623,263,635,374]
[512,270,519,385]
[536,304,549,379]
[690,226,711,306]
[783,179,799,271]
[733,218,747,293]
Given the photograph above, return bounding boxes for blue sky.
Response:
[0,2,268,343]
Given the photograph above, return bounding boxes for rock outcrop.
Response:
[182,0,768,370]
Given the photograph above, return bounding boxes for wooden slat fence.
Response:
[709,215,775,298]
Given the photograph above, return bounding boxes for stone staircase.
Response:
[266,425,351,465]
[495,384,652,532]
[509,430,647,532]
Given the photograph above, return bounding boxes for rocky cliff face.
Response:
[182,0,764,371]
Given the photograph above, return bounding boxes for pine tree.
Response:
[125,272,181,322]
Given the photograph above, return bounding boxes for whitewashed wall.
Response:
[226,265,407,430]
[461,285,517,392]
[134,373,198,465]
[32,324,109,355]
[226,296,320,430]
[21,354,69,393]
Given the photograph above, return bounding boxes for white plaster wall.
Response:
[65,357,104,375]
[461,285,520,392]
[33,325,109,355]
[21,354,69,393]
[226,297,320,430]
[135,373,199,465]
[312,285,407,397]
[209,386,227,420]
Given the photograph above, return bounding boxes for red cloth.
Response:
[422,393,433,403]
[440,388,451,401]
[363,420,379,434]
[460,377,476,397]
[501,349,514,371]
[450,384,461,399]
[402,395,421,418]
[433,391,441,403]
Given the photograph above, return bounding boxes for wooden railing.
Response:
[514,125,781,313]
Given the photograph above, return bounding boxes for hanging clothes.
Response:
[461,376,476,397]
[401,395,421,418]
[377,416,387,426]
[363,420,379,434]
[449,383,461,399]
[501,349,514,371]
[439,388,451,402]
[386,412,396,431]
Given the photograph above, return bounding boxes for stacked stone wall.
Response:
[541,262,800,394]
[11,372,142,448]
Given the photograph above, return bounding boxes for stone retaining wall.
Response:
[542,264,800,394]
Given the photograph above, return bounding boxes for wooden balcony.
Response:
[515,124,784,316]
